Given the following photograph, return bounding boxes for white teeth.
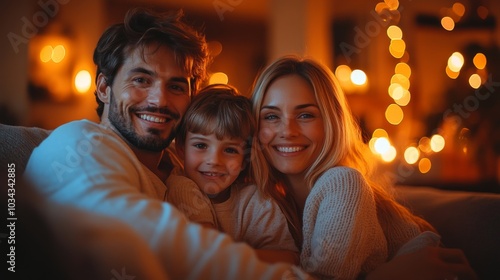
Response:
[139,114,167,123]
[276,146,304,153]
[202,172,221,177]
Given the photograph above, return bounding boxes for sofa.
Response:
[1,123,499,279]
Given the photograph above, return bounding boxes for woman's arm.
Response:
[301,167,387,279]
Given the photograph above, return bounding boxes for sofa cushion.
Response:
[0,123,50,174]
[395,185,500,279]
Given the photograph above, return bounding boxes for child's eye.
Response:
[193,143,207,149]
[224,147,240,154]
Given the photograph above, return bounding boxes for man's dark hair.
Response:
[93,8,210,117]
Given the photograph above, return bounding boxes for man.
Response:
[23,7,476,280]
[23,8,308,280]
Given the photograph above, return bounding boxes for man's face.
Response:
[103,45,192,151]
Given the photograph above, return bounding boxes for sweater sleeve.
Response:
[241,185,299,252]
[24,120,313,280]
[300,167,387,280]
[166,174,218,228]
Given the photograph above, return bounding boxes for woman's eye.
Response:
[263,114,278,120]
[298,113,314,119]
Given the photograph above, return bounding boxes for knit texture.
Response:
[300,167,421,279]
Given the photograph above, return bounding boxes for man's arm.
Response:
[24,120,311,280]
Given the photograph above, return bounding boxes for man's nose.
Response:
[148,83,170,107]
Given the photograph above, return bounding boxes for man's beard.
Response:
[108,91,179,152]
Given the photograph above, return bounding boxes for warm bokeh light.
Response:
[446,65,460,79]
[374,137,391,155]
[40,45,53,63]
[391,85,405,100]
[51,45,66,63]
[477,6,489,20]
[384,0,399,10]
[452,2,466,17]
[391,74,410,89]
[395,90,411,106]
[395,62,411,78]
[372,128,388,139]
[388,83,400,99]
[441,16,455,31]
[387,25,403,40]
[74,70,92,94]
[207,40,223,56]
[430,134,445,152]
[473,53,487,69]
[418,158,432,173]
[209,72,229,85]
[351,69,367,85]
[381,145,397,162]
[385,104,404,125]
[404,146,420,164]
[418,137,432,153]
[389,39,406,58]
[369,137,378,154]
[375,2,390,14]
[448,52,464,72]
[335,65,352,82]
[469,74,482,89]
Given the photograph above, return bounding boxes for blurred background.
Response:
[1,0,499,192]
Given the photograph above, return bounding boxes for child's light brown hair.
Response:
[176,84,255,185]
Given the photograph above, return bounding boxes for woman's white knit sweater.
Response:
[300,166,421,279]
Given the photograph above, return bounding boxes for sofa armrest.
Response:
[0,123,50,174]
[394,185,500,279]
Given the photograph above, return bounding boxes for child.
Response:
[166,84,299,264]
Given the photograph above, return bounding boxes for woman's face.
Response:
[258,74,325,177]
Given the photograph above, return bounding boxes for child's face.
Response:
[183,132,246,195]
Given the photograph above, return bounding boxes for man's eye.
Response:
[133,77,149,84]
[169,84,189,95]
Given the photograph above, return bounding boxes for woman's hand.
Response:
[366,246,478,280]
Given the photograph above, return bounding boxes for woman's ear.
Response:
[96,73,111,104]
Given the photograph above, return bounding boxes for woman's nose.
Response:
[281,118,300,138]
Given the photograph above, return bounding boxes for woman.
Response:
[250,55,472,279]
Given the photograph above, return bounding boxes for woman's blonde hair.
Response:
[250,55,434,248]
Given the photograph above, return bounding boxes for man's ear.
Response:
[96,73,111,104]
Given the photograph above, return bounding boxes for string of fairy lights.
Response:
[334,0,491,175]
